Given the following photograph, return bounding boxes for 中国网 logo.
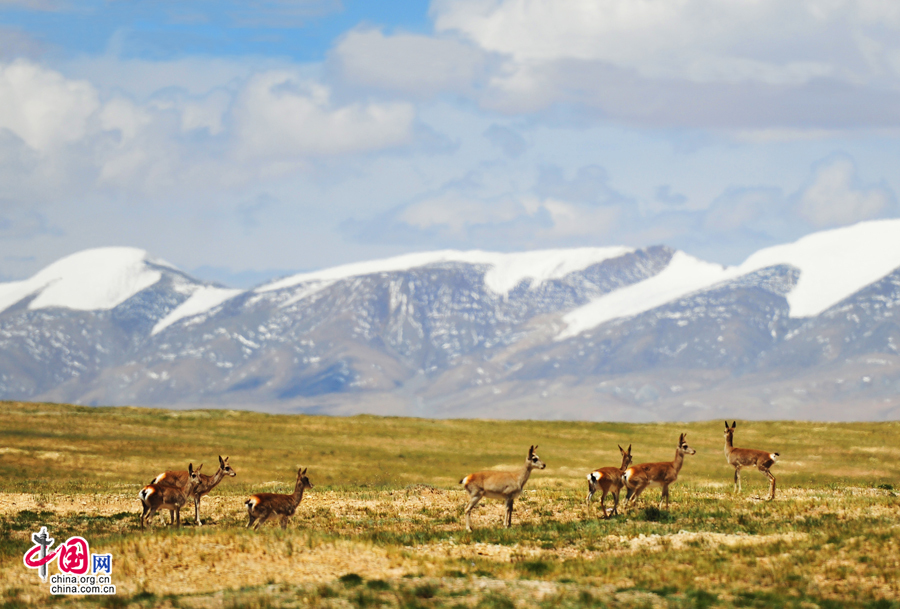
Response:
[23,527,116,595]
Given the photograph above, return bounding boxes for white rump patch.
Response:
[462,475,472,486]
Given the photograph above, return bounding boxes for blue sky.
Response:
[2,0,899,286]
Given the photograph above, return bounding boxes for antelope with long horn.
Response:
[623,433,696,510]
[139,463,202,530]
[459,445,546,532]
[724,421,779,500]
[586,444,632,518]
[151,455,236,526]
[245,467,312,530]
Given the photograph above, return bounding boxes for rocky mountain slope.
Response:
[3,221,900,421]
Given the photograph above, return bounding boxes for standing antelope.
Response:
[151,455,236,526]
[139,463,202,530]
[459,445,546,532]
[724,421,779,500]
[586,444,632,518]
[245,467,312,530]
[623,433,696,510]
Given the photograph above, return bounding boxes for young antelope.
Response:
[724,421,779,500]
[245,467,312,530]
[459,445,546,532]
[586,444,632,518]
[139,463,202,530]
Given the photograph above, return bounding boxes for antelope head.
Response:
[724,421,736,442]
[219,456,237,477]
[678,433,697,456]
[618,444,633,469]
[297,467,313,490]
[527,445,546,470]
[188,463,203,488]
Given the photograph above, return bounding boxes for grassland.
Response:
[0,400,898,608]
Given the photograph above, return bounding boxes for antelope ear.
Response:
[302,467,308,475]
[528,445,534,456]
[219,455,225,467]
[732,421,736,428]
[627,444,632,454]
[196,463,203,473]
[189,463,193,474]
[725,421,729,429]
[618,444,624,453]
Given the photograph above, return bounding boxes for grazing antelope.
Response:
[623,433,696,510]
[724,421,779,500]
[245,467,312,530]
[139,463,202,530]
[586,444,632,518]
[459,445,546,532]
[151,455,236,526]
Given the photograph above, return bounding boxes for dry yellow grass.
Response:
[0,401,898,608]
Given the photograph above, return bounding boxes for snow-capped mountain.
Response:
[2,221,900,422]
[0,248,240,398]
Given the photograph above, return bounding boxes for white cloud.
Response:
[349,163,636,249]
[99,97,151,142]
[704,187,784,232]
[179,90,231,135]
[395,193,622,241]
[0,58,421,203]
[332,29,488,97]
[233,70,416,158]
[424,0,900,130]
[399,193,529,233]
[0,60,99,151]
[433,0,892,85]
[539,198,621,238]
[483,124,527,158]
[797,156,895,227]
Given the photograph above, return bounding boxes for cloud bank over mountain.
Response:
[0,1,899,289]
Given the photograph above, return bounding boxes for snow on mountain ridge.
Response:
[151,286,245,335]
[558,251,731,340]
[0,247,164,314]
[559,219,900,339]
[256,247,635,298]
[740,218,900,317]
[9,220,900,342]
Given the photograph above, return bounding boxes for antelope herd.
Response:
[138,422,780,531]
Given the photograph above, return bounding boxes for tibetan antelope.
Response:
[459,445,546,532]
[623,433,696,510]
[586,444,632,518]
[139,463,202,530]
[724,421,779,500]
[245,467,312,530]
[151,455,236,526]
